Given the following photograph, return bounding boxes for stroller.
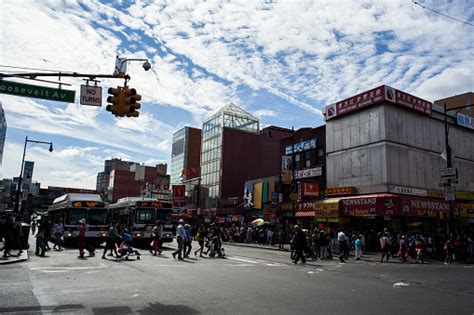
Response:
[118,233,141,260]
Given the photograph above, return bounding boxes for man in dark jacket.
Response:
[292,225,306,264]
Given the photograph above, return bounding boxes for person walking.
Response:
[183,224,192,258]
[53,219,64,250]
[337,228,348,263]
[12,216,24,255]
[354,235,362,260]
[31,220,37,236]
[415,235,424,264]
[267,229,274,246]
[42,218,51,251]
[172,219,185,260]
[102,222,121,259]
[319,230,328,260]
[2,215,14,257]
[444,237,454,265]
[292,225,306,264]
[150,220,163,256]
[380,232,390,263]
[399,235,408,262]
[77,218,87,259]
[35,219,47,257]
[194,224,206,257]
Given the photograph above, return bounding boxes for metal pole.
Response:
[14,136,28,215]
[291,127,296,225]
[444,104,453,235]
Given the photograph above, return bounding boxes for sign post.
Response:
[80,85,102,106]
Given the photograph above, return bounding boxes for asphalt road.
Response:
[0,239,473,315]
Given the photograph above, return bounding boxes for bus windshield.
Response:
[135,208,156,223]
[88,208,108,225]
[66,209,87,225]
[157,211,172,225]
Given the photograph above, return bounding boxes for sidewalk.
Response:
[0,241,29,265]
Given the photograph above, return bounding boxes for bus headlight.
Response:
[135,233,141,237]
[67,233,72,237]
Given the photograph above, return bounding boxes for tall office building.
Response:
[0,102,7,171]
[170,127,202,185]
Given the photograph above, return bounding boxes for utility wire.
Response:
[413,0,474,27]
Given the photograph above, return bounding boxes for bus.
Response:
[107,197,174,244]
[47,193,108,245]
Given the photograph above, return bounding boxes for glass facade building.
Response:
[200,103,259,208]
[171,128,187,185]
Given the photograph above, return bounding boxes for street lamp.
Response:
[443,103,472,235]
[14,136,53,215]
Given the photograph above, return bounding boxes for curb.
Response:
[0,251,29,265]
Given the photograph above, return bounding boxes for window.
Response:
[67,209,87,225]
[135,208,156,223]
[306,159,311,167]
[318,148,324,157]
[88,209,108,225]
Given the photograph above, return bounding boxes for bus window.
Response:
[88,209,108,225]
[66,209,87,225]
[135,208,155,223]
[157,212,172,225]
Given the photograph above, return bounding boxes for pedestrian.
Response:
[172,219,185,260]
[194,224,206,257]
[2,215,14,257]
[102,222,121,259]
[398,235,408,262]
[267,229,274,246]
[319,230,328,260]
[35,219,47,257]
[150,220,163,256]
[53,219,64,250]
[291,225,306,264]
[31,220,37,235]
[311,228,320,259]
[415,235,424,264]
[444,237,454,265]
[42,217,51,251]
[12,216,24,255]
[354,235,362,260]
[337,228,348,263]
[183,224,192,258]
[277,229,284,250]
[380,232,390,263]
[77,218,87,259]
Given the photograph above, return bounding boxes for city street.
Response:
[1,239,473,314]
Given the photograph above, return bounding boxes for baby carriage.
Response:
[118,233,141,260]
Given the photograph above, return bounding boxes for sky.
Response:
[0,0,473,190]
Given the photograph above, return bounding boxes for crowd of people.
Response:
[2,212,473,266]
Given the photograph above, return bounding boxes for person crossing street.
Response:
[172,219,185,260]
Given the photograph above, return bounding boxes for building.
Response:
[200,103,292,212]
[107,164,170,203]
[434,92,473,130]
[96,158,138,194]
[323,85,474,237]
[0,102,6,171]
[170,127,201,185]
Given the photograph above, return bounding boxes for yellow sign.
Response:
[290,192,298,202]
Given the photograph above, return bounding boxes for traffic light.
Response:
[123,87,141,117]
[106,86,125,117]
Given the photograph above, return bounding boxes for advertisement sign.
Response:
[172,185,185,207]
[301,199,339,217]
[459,203,474,218]
[324,85,432,120]
[300,182,320,199]
[282,155,292,171]
[253,183,263,209]
[285,138,317,155]
[23,161,35,184]
[294,167,322,179]
[341,194,400,216]
[281,170,292,183]
[243,182,254,209]
[389,185,427,197]
[324,187,355,197]
[400,196,449,217]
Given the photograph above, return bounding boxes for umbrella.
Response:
[251,218,264,226]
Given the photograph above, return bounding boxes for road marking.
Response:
[266,263,284,267]
[393,282,410,287]
[131,294,139,298]
[227,257,259,264]
[225,264,254,267]
[30,266,101,271]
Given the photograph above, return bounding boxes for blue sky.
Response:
[0,0,473,189]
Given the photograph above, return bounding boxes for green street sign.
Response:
[0,80,76,103]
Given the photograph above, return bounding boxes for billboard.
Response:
[23,161,35,185]
[253,183,263,209]
[243,182,254,209]
[285,138,317,155]
[172,185,185,207]
[324,85,432,120]
[299,182,320,199]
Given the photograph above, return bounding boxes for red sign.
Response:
[400,196,448,217]
[341,194,400,216]
[300,182,320,199]
[325,85,432,120]
[172,185,185,207]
